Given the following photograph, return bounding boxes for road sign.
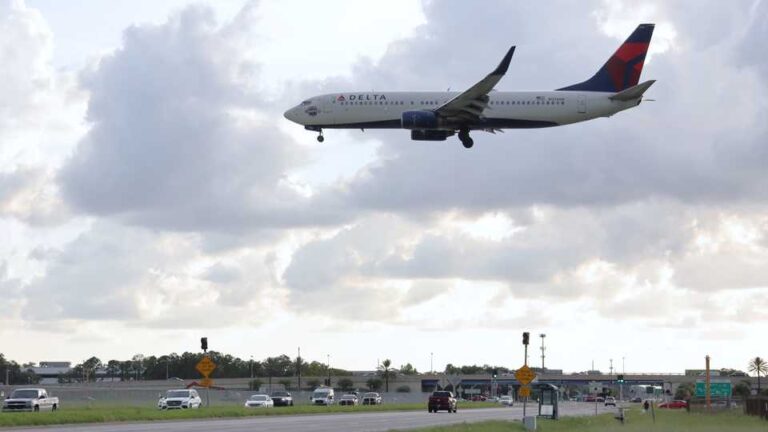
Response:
[200,377,213,388]
[519,385,531,398]
[695,381,731,398]
[515,365,536,385]
[196,356,216,377]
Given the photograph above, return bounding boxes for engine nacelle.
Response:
[410,130,453,141]
[401,111,439,129]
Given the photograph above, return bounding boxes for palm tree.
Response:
[748,357,767,394]
[379,359,393,393]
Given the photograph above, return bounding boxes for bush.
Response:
[249,379,263,391]
[278,379,292,390]
[306,379,321,389]
[338,378,354,392]
[396,385,411,393]
[366,378,383,391]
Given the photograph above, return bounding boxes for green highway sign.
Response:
[695,381,731,398]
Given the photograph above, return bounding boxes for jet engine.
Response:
[401,111,440,129]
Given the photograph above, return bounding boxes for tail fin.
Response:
[558,23,655,92]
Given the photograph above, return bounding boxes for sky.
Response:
[1,0,767,375]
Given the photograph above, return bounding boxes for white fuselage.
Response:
[284,91,641,130]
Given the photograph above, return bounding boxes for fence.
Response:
[746,396,768,420]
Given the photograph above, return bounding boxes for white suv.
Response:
[604,396,616,407]
[158,389,202,410]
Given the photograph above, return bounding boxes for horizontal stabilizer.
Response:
[610,79,655,101]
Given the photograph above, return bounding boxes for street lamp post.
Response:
[430,352,433,374]
[250,356,254,379]
[327,354,331,386]
[539,334,546,370]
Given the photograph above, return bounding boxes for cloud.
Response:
[59,4,346,234]
[21,221,281,327]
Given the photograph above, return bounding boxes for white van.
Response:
[311,387,335,405]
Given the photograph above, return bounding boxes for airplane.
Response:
[284,24,655,149]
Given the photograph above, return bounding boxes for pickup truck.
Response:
[2,388,59,412]
[428,390,457,413]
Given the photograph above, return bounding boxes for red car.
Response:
[658,400,688,409]
[470,395,487,402]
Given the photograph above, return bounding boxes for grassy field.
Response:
[0,402,498,427]
[394,409,767,432]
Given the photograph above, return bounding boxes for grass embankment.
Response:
[396,409,766,432]
[0,402,498,427]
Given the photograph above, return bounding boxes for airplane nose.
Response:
[284,107,299,123]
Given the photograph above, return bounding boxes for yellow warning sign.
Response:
[515,365,537,385]
[195,356,216,377]
[519,385,531,398]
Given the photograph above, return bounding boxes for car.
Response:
[604,397,616,407]
[584,395,596,402]
[339,394,359,406]
[362,392,382,405]
[270,391,293,407]
[596,397,605,402]
[630,397,642,403]
[658,400,688,409]
[470,395,487,402]
[244,394,274,408]
[158,389,201,410]
[2,388,59,412]
[498,395,514,407]
[311,386,335,405]
[428,391,457,413]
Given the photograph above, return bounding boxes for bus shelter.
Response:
[536,383,559,419]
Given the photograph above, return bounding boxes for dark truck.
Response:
[270,391,293,407]
[428,390,457,413]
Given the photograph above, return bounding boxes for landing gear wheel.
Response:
[458,128,473,148]
[317,130,325,142]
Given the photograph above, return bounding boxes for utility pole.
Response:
[610,358,614,376]
[250,356,254,379]
[327,354,331,387]
[430,352,433,374]
[539,333,546,370]
[297,347,302,391]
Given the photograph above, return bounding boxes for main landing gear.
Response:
[316,130,324,143]
[458,128,473,149]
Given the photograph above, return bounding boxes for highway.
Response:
[2,403,617,432]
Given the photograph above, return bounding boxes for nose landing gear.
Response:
[458,128,473,149]
[317,130,324,143]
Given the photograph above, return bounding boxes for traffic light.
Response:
[200,337,208,352]
[522,332,530,346]
[492,369,498,379]
[617,374,624,383]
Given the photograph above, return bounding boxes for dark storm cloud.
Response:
[59,4,345,233]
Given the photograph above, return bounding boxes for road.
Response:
[3,403,617,432]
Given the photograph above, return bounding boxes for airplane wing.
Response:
[434,46,515,124]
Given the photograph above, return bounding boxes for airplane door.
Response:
[577,94,587,114]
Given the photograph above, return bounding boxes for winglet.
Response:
[610,79,655,101]
[491,46,516,76]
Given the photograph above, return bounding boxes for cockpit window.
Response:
[301,100,312,106]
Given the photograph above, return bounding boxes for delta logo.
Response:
[336,94,387,101]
